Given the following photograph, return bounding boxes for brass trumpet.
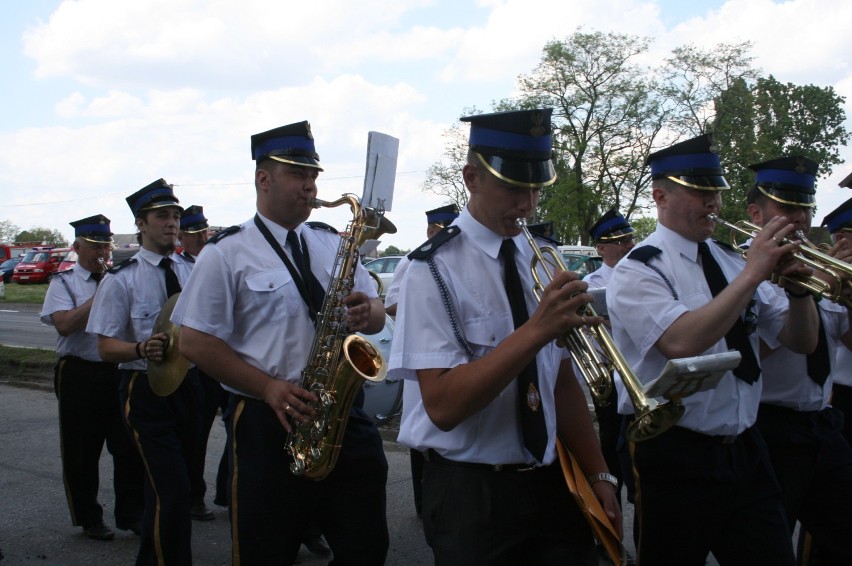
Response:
[707,214,852,307]
[517,219,684,441]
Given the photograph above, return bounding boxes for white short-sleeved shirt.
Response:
[388,207,568,466]
[583,263,613,289]
[41,266,102,361]
[607,223,788,436]
[760,286,850,411]
[86,247,194,371]
[383,256,411,310]
[834,347,852,388]
[171,214,379,396]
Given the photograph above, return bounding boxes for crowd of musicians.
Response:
[38,109,852,566]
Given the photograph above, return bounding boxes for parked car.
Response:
[0,256,22,283]
[562,252,603,278]
[363,255,404,297]
[12,247,69,284]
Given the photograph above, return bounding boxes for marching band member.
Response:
[41,215,143,541]
[87,180,199,565]
[607,135,818,566]
[746,157,852,564]
[390,108,620,565]
[173,121,388,566]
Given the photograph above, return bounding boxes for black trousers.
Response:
[632,425,795,566]
[833,383,852,447]
[189,370,228,507]
[757,403,852,565]
[54,356,143,528]
[229,395,388,566]
[593,392,623,505]
[421,452,596,566]
[120,369,201,566]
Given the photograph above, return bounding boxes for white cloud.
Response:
[5,0,852,247]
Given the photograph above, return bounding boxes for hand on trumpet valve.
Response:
[743,216,802,282]
[532,270,603,339]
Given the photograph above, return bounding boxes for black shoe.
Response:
[83,522,115,541]
[303,535,331,557]
[190,503,215,521]
[116,520,141,536]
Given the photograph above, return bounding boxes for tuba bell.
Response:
[517,219,684,441]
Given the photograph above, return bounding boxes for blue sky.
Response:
[1,0,849,248]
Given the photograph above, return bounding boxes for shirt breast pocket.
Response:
[246,269,303,321]
[462,315,511,360]
[131,300,161,324]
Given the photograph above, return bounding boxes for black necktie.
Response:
[500,238,547,462]
[158,257,182,298]
[697,242,760,384]
[807,302,830,386]
[286,230,325,316]
[91,272,103,284]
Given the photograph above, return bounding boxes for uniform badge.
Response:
[526,383,541,412]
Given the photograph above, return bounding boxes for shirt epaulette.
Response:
[628,245,662,264]
[408,225,462,260]
[108,257,137,274]
[207,225,241,244]
[306,221,338,235]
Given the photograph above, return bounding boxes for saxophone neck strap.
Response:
[253,214,318,324]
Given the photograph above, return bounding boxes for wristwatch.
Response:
[587,472,619,489]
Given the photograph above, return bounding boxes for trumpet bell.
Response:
[627,401,685,442]
[147,293,190,397]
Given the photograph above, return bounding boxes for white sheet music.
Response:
[362,132,399,212]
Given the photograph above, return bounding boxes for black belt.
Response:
[424,449,539,472]
[666,425,742,445]
[60,355,117,369]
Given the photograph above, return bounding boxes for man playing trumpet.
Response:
[390,108,620,565]
[607,135,819,565]
[746,156,852,564]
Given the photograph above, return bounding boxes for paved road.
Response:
[0,304,54,350]
[0,383,433,566]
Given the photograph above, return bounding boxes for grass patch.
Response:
[0,344,55,387]
[0,282,48,304]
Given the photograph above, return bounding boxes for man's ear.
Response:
[746,203,762,225]
[462,163,478,193]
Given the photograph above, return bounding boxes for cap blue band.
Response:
[755,168,815,190]
[252,136,316,160]
[132,187,176,211]
[427,212,459,225]
[469,126,551,153]
[75,223,111,236]
[827,209,852,232]
[180,213,206,230]
[651,153,722,177]
[592,216,632,240]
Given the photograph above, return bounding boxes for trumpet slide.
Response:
[516,219,684,441]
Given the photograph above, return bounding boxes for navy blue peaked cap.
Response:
[822,197,852,233]
[426,204,460,227]
[180,205,209,233]
[461,109,556,188]
[647,134,729,190]
[589,209,633,242]
[70,214,113,243]
[126,179,182,217]
[251,121,323,170]
[749,156,818,207]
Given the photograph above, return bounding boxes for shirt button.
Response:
[269,283,274,288]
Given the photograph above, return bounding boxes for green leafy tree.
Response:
[514,30,667,245]
[381,245,408,257]
[0,220,20,242]
[629,216,657,242]
[420,115,476,211]
[14,227,68,246]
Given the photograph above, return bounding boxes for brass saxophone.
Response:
[286,194,397,479]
